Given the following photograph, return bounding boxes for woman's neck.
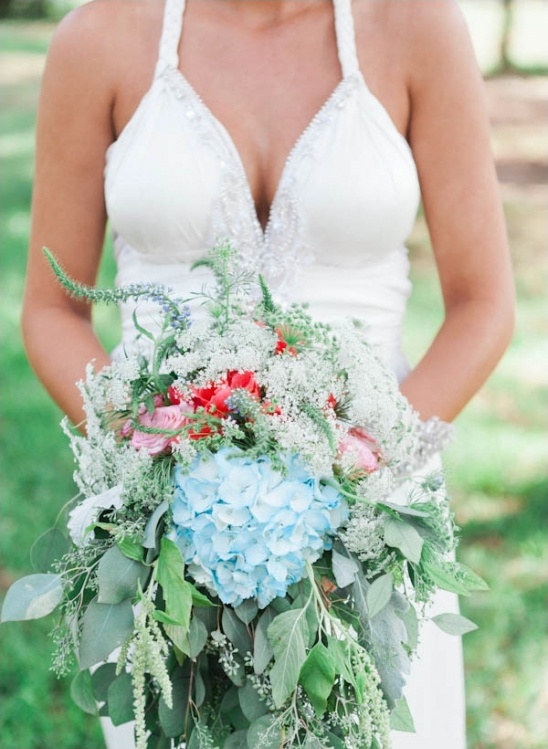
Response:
[200,0,326,29]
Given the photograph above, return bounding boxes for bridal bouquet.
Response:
[2,243,486,749]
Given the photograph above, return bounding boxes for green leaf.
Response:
[238,681,269,722]
[143,500,170,549]
[97,546,149,605]
[234,599,258,624]
[299,642,336,716]
[222,608,252,657]
[159,670,190,738]
[267,608,309,708]
[452,562,489,593]
[253,608,275,675]
[431,613,478,636]
[117,536,144,562]
[91,663,118,703]
[324,732,345,749]
[246,715,281,749]
[70,669,98,715]
[79,598,134,669]
[396,603,419,650]
[223,730,249,749]
[30,528,70,573]
[302,738,325,749]
[384,519,424,564]
[378,502,428,518]
[194,669,206,707]
[420,556,472,596]
[1,573,63,622]
[366,573,393,619]
[107,671,135,726]
[390,696,416,732]
[326,636,357,689]
[157,538,192,631]
[190,584,216,608]
[186,616,209,659]
[153,610,182,627]
[331,548,359,588]
[221,687,249,729]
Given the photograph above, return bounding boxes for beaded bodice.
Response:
[104,0,421,379]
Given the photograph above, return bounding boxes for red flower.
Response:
[227,370,260,399]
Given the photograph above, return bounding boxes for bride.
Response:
[22,0,514,747]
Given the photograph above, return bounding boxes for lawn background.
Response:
[1,3,547,748]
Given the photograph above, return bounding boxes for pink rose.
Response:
[131,402,192,456]
[339,427,380,474]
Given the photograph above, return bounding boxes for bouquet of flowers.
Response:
[1,243,486,749]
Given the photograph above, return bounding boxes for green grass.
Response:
[1,21,547,749]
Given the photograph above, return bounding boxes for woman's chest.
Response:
[112,2,410,229]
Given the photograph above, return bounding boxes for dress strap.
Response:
[155,0,186,76]
[333,0,360,78]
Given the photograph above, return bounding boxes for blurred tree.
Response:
[499,0,517,72]
[0,0,54,19]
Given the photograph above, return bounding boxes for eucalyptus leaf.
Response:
[79,598,134,669]
[324,732,345,749]
[194,668,206,707]
[234,599,258,624]
[91,663,118,703]
[70,669,98,715]
[30,528,70,573]
[431,613,478,636]
[299,642,336,717]
[267,607,309,708]
[221,687,249,729]
[222,608,252,657]
[1,573,63,622]
[223,730,249,749]
[246,715,281,749]
[143,500,170,549]
[253,608,275,675]
[238,680,269,722]
[186,616,209,659]
[331,548,359,588]
[107,671,135,726]
[384,519,424,564]
[390,696,416,733]
[303,737,325,749]
[366,573,393,619]
[159,670,190,737]
[97,546,149,605]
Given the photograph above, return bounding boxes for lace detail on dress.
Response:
[164,65,361,303]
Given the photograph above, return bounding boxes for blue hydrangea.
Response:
[168,448,347,608]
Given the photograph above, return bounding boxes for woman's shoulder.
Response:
[355,0,474,81]
[47,0,162,78]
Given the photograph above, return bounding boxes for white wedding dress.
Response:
[101,0,466,746]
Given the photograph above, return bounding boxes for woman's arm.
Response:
[22,5,118,426]
[397,1,515,421]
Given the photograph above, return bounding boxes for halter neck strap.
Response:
[155,0,186,76]
[333,0,360,78]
